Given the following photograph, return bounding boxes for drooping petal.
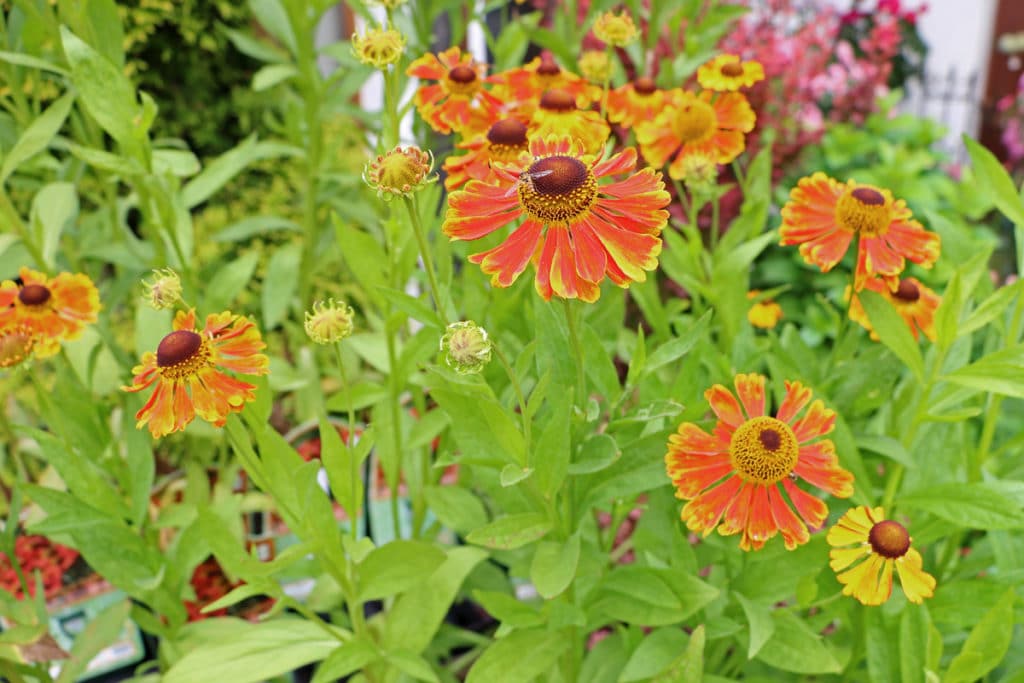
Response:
[895,549,936,604]
[767,484,810,550]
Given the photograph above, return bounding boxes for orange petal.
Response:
[704,384,745,428]
[470,219,545,288]
[734,373,766,419]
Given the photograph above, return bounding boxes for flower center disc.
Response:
[539,89,577,112]
[674,99,716,144]
[633,76,657,95]
[536,57,561,77]
[517,155,597,224]
[728,416,800,485]
[18,284,51,306]
[720,61,745,77]
[447,65,479,96]
[868,520,911,558]
[487,118,528,146]
[156,330,207,377]
[893,280,920,302]
[835,185,891,236]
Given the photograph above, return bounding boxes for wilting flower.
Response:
[779,173,941,290]
[848,277,940,341]
[828,506,936,605]
[443,117,531,192]
[664,373,854,551]
[351,25,405,69]
[0,323,36,368]
[123,309,269,438]
[444,135,670,302]
[592,10,638,47]
[407,46,502,134]
[440,321,492,374]
[0,268,99,357]
[142,268,183,310]
[579,50,612,84]
[530,89,610,155]
[489,53,600,111]
[607,77,670,129]
[364,145,437,200]
[747,290,783,329]
[305,299,355,344]
[636,90,755,179]
[697,54,766,92]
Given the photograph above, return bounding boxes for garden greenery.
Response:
[2,0,1024,682]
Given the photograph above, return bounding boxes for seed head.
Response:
[440,321,492,375]
[364,145,437,201]
[352,26,405,69]
[143,268,183,310]
[305,299,355,345]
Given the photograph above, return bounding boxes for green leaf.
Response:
[934,270,962,350]
[588,567,718,626]
[533,397,571,496]
[944,590,1015,683]
[466,628,568,683]
[221,26,289,63]
[383,547,487,654]
[262,242,301,329]
[943,346,1024,399]
[471,591,543,629]
[643,310,713,374]
[376,286,443,328]
[311,639,379,683]
[959,280,1023,338]
[318,414,360,525]
[67,142,143,176]
[0,51,68,75]
[855,434,915,468]
[30,182,77,268]
[153,149,200,177]
[252,63,298,91]
[530,536,580,599]
[499,464,533,487]
[964,136,1024,227]
[55,599,132,683]
[60,26,140,144]
[0,92,73,182]
[654,624,704,683]
[431,381,525,466]
[900,605,930,683]
[858,289,925,381]
[423,485,488,534]
[163,618,340,683]
[755,610,842,674]
[619,627,688,682]
[213,216,300,243]
[201,584,269,614]
[568,433,619,475]
[465,513,551,550]
[385,649,439,683]
[204,251,260,313]
[249,0,298,56]
[357,541,446,601]
[901,483,1024,529]
[181,136,301,208]
[734,592,775,659]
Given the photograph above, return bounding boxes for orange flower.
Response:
[828,506,936,605]
[123,309,269,438]
[0,267,99,357]
[636,90,755,179]
[443,117,531,192]
[443,136,670,302]
[665,373,854,551]
[697,54,765,92]
[779,173,941,290]
[407,46,502,134]
[529,89,610,155]
[849,277,940,342]
[607,77,671,130]
[489,53,600,113]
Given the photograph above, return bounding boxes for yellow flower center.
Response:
[675,98,717,144]
[156,330,210,379]
[892,280,920,303]
[868,520,911,558]
[18,284,51,307]
[539,89,577,112]
[367,146,433,197]
[486,119,529,160]
[835,186,891,236]
[517,155,597,224]
[633,76,657,95]
[720,61,745,77]
[728,416,799,485]
[446,65,479,96]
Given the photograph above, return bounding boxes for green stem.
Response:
[492,343,531,458]
[382,220,405,541]
[333,343,361,541]
[403,195,449,325]
[0,188,46,268]
[562,299,586,406]
[599,45,613,118]
[283,596,348,641]
[709,192,720,251]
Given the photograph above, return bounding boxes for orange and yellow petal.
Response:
[895,548,936,604]
[2,268,100,344]
[697,54,765,92]
[779,173,852,273]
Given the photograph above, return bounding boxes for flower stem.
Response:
[562,298,586,406]
[599,46,613,118]
[403,195,449,325]
[492,343,531,458]
[333,342,361,541]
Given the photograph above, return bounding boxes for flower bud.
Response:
[305,299,355,345]
[364,146,437,201]
[579,50,612,84]
[142,268,182,310]
[440,321,492,375]
[352,26,405,69]
[593,11,638,48]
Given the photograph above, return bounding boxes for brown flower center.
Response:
[835,185,891,236]
[674,98,717,144]
[539,89,576,112]
[446,65,480,96]
[729,416,799,485]
[18,284,51,306]
[155,330,212,384]
[487,119,528,147]
[720,61,745,77]
[448,65,477,84]
[517,155,597,224]
[893,280,920,302]
[536,56,561,77]
[633,76,657,95]
[868,520,911,558]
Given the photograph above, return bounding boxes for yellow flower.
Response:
[747,290,782,329]
[828,506,936,606]
[351,25,405,69]
[593,10,638,47]
[697,54,765,92]
[579,50,611,84]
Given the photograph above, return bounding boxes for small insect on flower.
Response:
[502,168,555,199]
[828,506,936,605]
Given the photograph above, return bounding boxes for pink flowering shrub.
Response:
[997,73,1024,177]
